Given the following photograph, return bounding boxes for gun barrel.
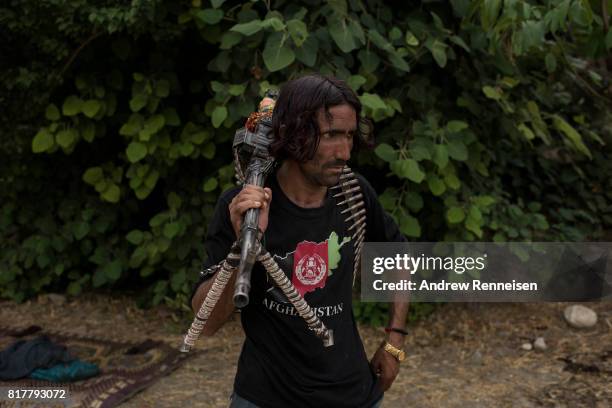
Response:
[233,225,259,308]
[232,158,267,307]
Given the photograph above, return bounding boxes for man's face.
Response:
[298,104,357,187]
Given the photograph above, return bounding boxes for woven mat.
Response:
[0,325,197,408]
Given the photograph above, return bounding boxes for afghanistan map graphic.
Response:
[266,231,351,300]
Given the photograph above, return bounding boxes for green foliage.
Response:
[1,0,612,325]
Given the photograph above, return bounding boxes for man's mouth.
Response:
[326,163,346,170]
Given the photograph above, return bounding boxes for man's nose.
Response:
[335,138,352,161]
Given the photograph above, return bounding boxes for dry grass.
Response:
[1,296,610,407]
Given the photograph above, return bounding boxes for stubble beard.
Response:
[299,163,341,188]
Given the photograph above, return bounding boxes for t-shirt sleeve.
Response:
[357,174,406,243]
[189,188,239,304]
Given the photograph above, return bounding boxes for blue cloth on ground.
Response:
[30,360,100,382]
[0,335,73,380]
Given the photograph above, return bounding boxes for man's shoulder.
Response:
[349,170,376,197]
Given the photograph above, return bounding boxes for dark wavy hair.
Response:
[270,74,371,163]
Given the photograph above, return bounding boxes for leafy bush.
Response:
[1,1,611,322]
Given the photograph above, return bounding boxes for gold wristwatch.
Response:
[383,342,406,362]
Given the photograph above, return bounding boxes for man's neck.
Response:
[276,161,327,208]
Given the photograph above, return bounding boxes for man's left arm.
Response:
[357,175,410,391]
[370,300,409,391]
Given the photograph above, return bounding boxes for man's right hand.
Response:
[229,185,272,239]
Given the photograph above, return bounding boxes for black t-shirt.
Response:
[192,170,405,408]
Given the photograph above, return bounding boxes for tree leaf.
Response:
[103,260,122,281]
[167,192,182,209]
[82,100,101,118]
[517,123,535,141]
[155,79,170,97]
[465,215,483,238]
[405,30,419,46]
[328,0,348,16]
[400,214,421,238]
[120,113,144,136]
[393,159,425,183]
[45,104,60,121]
[203,177,218,192]
[191,131,209,144]
[228,84,246,96]
[262,33,295,72]
[143,114,165,135]
[444,172,461,190]
[81,121,95,142]
[450,35,470,52]
[72,221,90,240]
[126,230,143,245]
[295,35,318,66]
[427,174,446,196]
[347,75,367,91]
[83,167,104,184]
[368,29,393,52]
[552,115,592,158]
[482,85,502,100]
[287,19,308,47]
[328,16,357,52]
[212,106,228,128]
[202,142,216,159]
[92,268,107,287]
[480,0,502,30]
[446,120,468,133]
[56,129,76,148]
[163,222,181,239]
[374,143,397,162]
[62,95,82,116]
[429,40,447,68]
[195,9,224,25]
[129,94,147,112]
[446,207,465,223]
[348,19,365,44]
[389,52,410,72]
[179,142,194,156]
[163,108,181,126]
[448,140,468,161]
[433,145,449,169]
[144,170,159,189]
[360,93,387,111]
[101,184,120,203]
[410,142,431,161]
[32,128,54,153]
[405,191,423,212]
[358,49,380,72]
[262,17,285,31]
[230,19,264,36]
[126,141,148,163]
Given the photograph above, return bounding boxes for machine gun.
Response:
[231,90,277,308]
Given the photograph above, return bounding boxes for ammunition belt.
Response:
[331,166,366,286]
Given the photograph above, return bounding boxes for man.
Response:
[191,74,408,408]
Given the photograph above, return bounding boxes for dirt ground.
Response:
[1,295,610,408]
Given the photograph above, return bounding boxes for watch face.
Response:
[398,351,406,361]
